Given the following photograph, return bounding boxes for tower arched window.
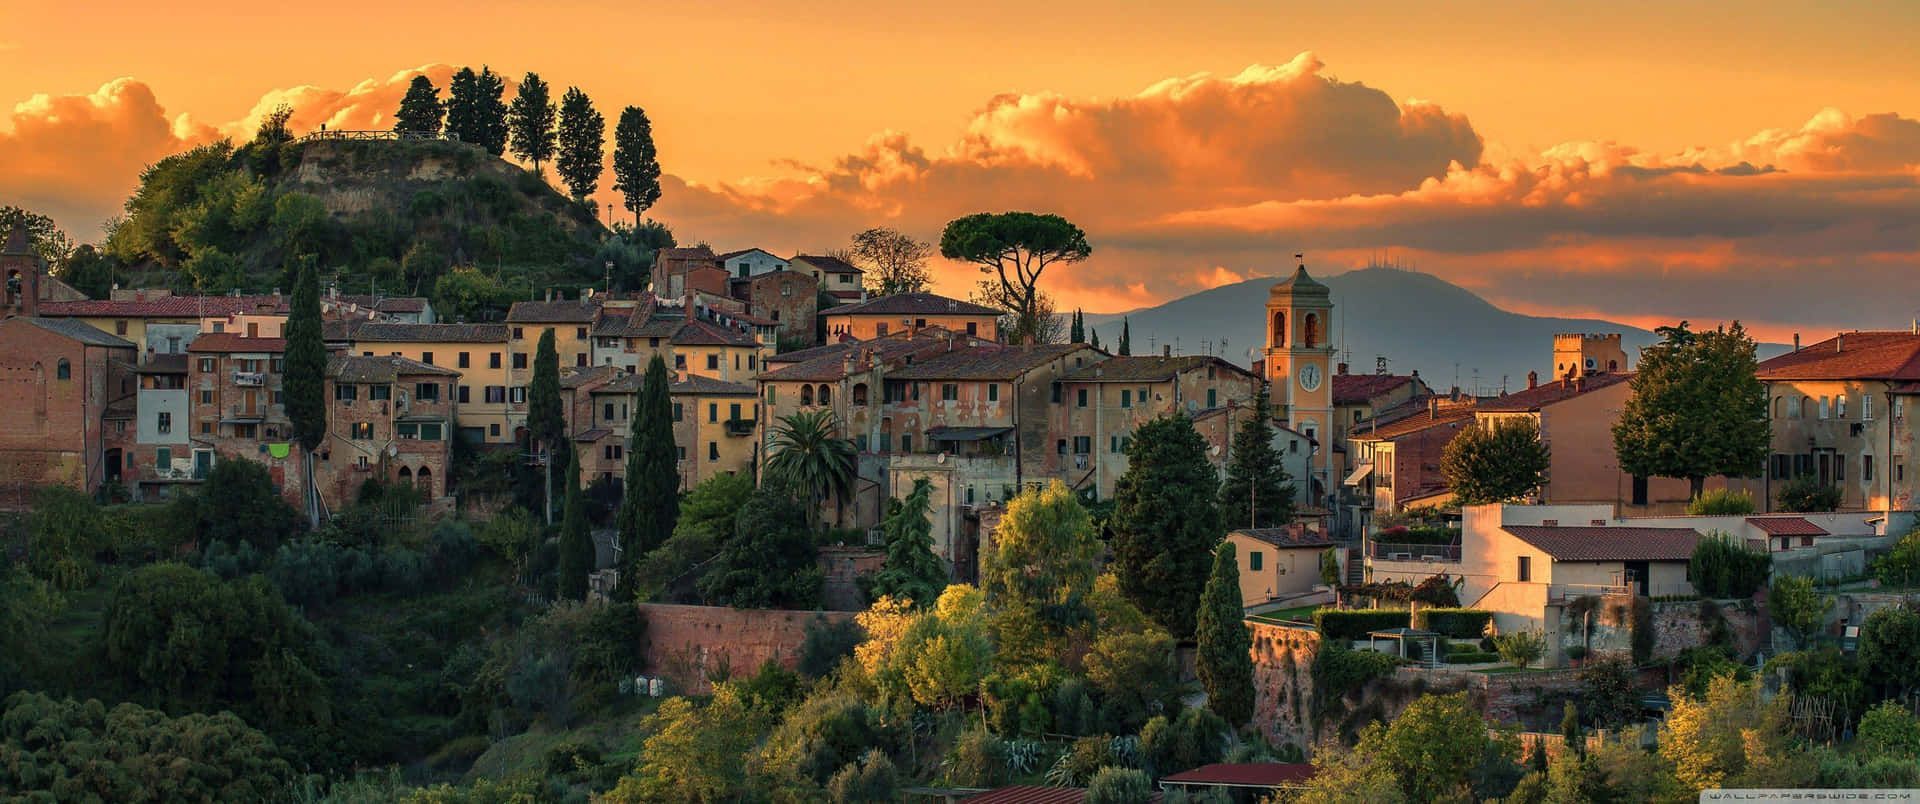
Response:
[1271,312,1286,347]
[818,385,832,406]
[852,383,869,406]
[1303,313,1320,348]
[801,385,815,406]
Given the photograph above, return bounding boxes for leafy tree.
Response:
[1219,384,1295,528]
[1196,542,1254,725]
[867,478,947,607]
[1685,488,1756,515]
[1441,417,1550,505]
[477,506,538,579]
[1776,475,1843,513]
[847,227,932,296]
[1084,628,1179,732]
[900,588,994,709]
[1687,531,1769,598]
[618,355,679,595]
[1577,654,1641,729]
[432,265,511,322]
[1306,692,1515,803]
[766,409,857,529]
[611,106,663,220]
[798,616,864,678]
[631,472,751,603]
[939,212,1091,345]
[980,482,1099,659]
[190,457,302,549]
[1140,706,1231,777]
[1768,574,1824,648]
[1119,317,1131,355]
[507,71,556,175]
[1873,527,1920,587]
[394,74,444,137]
[1613,321,1769,499]
[1111,414,1224,639]
[557,450,593,601]
[1659,675,1798,792]
[0,568,63,692]
[0,692,297,801]
[254,103,295,145]
[607,690,764,803]
[1857,701,1920,759]
[284,256,327,527]
[0,205,72,268]
[698,485,823,609]
[1560,700,1583,755]
[24,486,104,590]
[555,87,605,201]
[1858,603,1920,697]
[57,244,114,299]
[826,749,899,803]
[1084,767,1153,804]
[1493,630,1546,668]
[1069,309,1085,343]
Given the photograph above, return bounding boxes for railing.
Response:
[296,129,454,143]
[1368,541,1461,562]
[1547,583,1631,603]
[724,418,756,437]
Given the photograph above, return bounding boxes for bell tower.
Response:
[2,223,43,319]
[1264,255,1335,502]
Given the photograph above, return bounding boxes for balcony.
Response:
[724,418,756,437]
[232,371,265,387]
[1367,541,1461,562]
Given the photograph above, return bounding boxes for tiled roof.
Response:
[3,223,33,257]
[39,294,287,318]
[1160,762,1317,787]
[560,365,623,390]
[671,318,758,347]
[1746,517,1828,537]
[135,353,189,374]
[672,375,756,395]
[591,373,644,394]
[1270,265,1329,296]
[1060,355,1252,383]
[17,317,137,348]
[1352,403,1476,441]
[889,344,1089,380]
[825,289,867,300]
[760,335,950,382]
[350,322,509,343]
[1232,527,1336,549]
[1503,525,1701,562]
[572,428,613,442]
[1333,373,1417,405]
[1477,372,1631,412]
[187,334,285,353]
[715,247,782,261]
[1756,332,1920,381]
[961,787,1086,804]
[326,354,457,382]
[792,254,864,274]
[656,246,716,260]
[767,341,855,365]
[506,298,602,323]
[824,292,1000,318]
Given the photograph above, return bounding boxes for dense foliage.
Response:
[1217,384,1295,528]
[1195,542,1254,725]
[1613,321,1770,497]
[1777,475,1845,513]
[1686,487,1756,515]
[1441,417,1550,505]
[866,478,948,607]
[0,692,296,801]
[1110,414,1225,639]
[617,354,679,595]
[1688,531,1770,598]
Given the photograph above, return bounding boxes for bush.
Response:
[1314,609,1412,640]
[1445,650,1500,664]
[1856,702,1920,759]
[1311,644,1399,701]
[1564,645,1589,662]
[1873,528,1920,588]
[1046,736,1121,787]
[1689,531,1770,598]
[1412,608,1494,638]
[1687,488,1756,515]
[943,726,1008,787]
[1139,707,1229,777]
[1493,630,1546,668]
[798,616,864,678]
[825,750,898,803]
[1777,475,1843,513]
[1084,767,1153,804]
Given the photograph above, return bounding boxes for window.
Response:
[512,327,524,340]
[1057,438,1067,455]
[748,354,757,370]
[1073,436,1091,454]
[199,389,214,404]
[115,320,128,335]
[987,384,999,402]
[1865,394,1875,420]
[336,385,359,401]
[420,351,434,365]
[673,402,684,422]
[576,353,587,367]
[1820,395,1830,419]
[1865,454,1876,481]
[156,447,171,468]
[1900,462,1907,483]
[489,352,502,369]
[1051,383,1063,404]
[457,385,470,403]
[605,403,616,422]
[156,411,172,434]
[490,423,501,437]
[1836,456,1846,482]
[709,403,719,423]
[1120,389,1132,408]
[352,422,374,440]
[966,322,978,336]
[485,386,506,403]
[509,387,527,404]
[730,403,742,420]
[1631,475,1649,506]
[709,442,720,461]
[1771,454,1791,480]
[942,384,958,401]
[370,384,390,400]
[397,423,419,439]
[1249,551,1264,572]
[415,383,440,401]
[513,353,528,370]
[675,354,686,370]
[1076,388,1088,407]
[1517,555,1532,582]
[576,327,588,340]
[876,323,889,337]
[605,444,624,460]
[200,421,213,435]
[199,358,217,373]
[270,357,284,373]
[840,275,854,285]
[766,387,777,404]
[900,434,912,453]
[458,352,470,368]
[705,354,719,370]
[421,423,442,440]
[1207,388,1218,408]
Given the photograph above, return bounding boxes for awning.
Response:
[927,426,1014,442]
[1344,463,1374,485]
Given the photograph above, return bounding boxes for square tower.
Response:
[1264,259,1336,507]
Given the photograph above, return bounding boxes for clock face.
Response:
[1298,364,1322,391]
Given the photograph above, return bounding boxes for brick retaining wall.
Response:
[638,602,856,695]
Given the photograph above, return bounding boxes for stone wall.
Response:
[638,602,856,695]
[818,545,886,611]
[1249,622,1321,751]
[1556,596,1766,661]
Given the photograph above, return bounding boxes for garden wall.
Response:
[637,602,855,695]
[1554,596,1765,662]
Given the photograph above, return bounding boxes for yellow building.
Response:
[822,292,1003,342]
[346,322,514,444]
[507,296,603,437]
[38,293,287,363]
[1225,527,1336,608]
[1756,331,1920,512]
[669,318,768,384]
[1264,263,1338,509]
[672,375,760,491]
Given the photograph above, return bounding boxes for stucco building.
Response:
[823,292,1002,343]
[345,322,513,444]
[1755,331,1920,512]
[1226,526,1336,607]
[1054,353,1261,498]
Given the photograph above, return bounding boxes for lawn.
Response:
[1248,604,1322,624]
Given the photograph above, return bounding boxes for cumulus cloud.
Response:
[0,78,217,232]
[228,64,507,141]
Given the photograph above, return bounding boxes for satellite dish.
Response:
[935,452,948,464]
[387,445,398,458]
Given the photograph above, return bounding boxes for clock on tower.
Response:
[1264,257,1335,504]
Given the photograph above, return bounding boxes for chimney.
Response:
[1527,370,1538,390]
[1429,398,1438,418]
[1337,362,1349,375]
[1793,333,1800,352]
[1162,344,1172,357]
[1836,333,1845,353]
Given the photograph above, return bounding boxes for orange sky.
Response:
[4,1,1918,335]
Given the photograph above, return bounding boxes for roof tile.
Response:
[1503,525,1700,562]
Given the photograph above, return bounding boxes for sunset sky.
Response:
[4,1,1918,340]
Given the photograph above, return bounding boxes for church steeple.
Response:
[1264,254,1336,505]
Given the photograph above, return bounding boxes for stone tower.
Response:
[1,223,42,319]
[1264,257,1335,506]
[1552,333,1627,379]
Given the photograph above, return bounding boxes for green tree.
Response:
[1119,317,1131,355]
[1441,417,1550,505]
[507,71,556,175]
[1494,630,1546,668]
[611,105,663,220]
[939,212,1091,345]
[979,482,1099,658]
[24,486,104,591]
[631,473,752,603]
[558,451,593,601]
[1613,321,1769,500]
[1688,531,1769,598]
[393,74,444,138]
[254,103,294,146]
[607,691,764,803]
[1768,574,1824,649]
[1858,701,1920,759]
[698,485,823,609]
[1776,475,1843,513]
[0,205,73,268]
[526,328,564,521]
[57,244,115,299]
[848,227,932,296]
[1873,527,1920,587]
[1219,384,1294,528]
[1858,603,1920,697]
[1141,706,1231,777]
[432,265,512,322]
[826,749,898,803]
[867,478,947,607]
[766,409,857,529]
[0,568,64,691]
[0,692,297,801]
[1070,309,1085,343]
[283,257,327,528]
[1685,488,1755,515]
[1089,327,1102,351]
[1372,692,1515,803]
[1659,675,1800,792]
[188,458,302,552]
[556,87,605,201]
[618,356,679,595]
[478,506,539,579]
[474,66,510,155]
[1084,628,1179,732]
[1196,541,1255,725]
[443,67,481,145]
[1111,414,1224,639]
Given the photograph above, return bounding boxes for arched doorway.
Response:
[416,466,433,498]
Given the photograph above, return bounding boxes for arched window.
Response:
[1303,313,1320,348]
[1837,395,1848,419]
[1607,359,1619,372]
[4,269,21,303]
[415,466,433,498]
[1799,396,1814,420]
[55,359,70,381]
[852,383,869,406]
[398,466,414,485]
[818,384,832,405]
[1271,312,1286,347]
[1772,396,1784,419]
[801,385,815,405]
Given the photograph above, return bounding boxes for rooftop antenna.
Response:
[1375,355,1388,375]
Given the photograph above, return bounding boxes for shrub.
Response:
[942,726,1008,787]
[1493,630,1546,668]
[825,750,897,803]
[1046,736,1119,787]
[1873,528,1920,588]
[1777,475,1843,513]
[1084,767,1153,804]
[797,616,864,678]
[1564,645,1589,662]
[1311,644,1399,701]
[1412,608,1494,639]
[1857,702,1920,759]
[1319,548,1341,586]
[1445,650,1500,664]
[1687,488,1756,515]
[1688,531,1770,598]
[1579,653,1641,729]
[1314,609,1412,640]
[1859,603,1920,696]
[1139,707,1229,777]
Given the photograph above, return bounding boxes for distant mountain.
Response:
[1083,268,1787,392]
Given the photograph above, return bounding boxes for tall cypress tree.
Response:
[558,449,593,601]
[611,105,663,220]
[1069,310,1085,343]
[1197,541,1254,725]
[394,75,444,138]
[507,71,556,175]
[616,355,679,597]
[1119,317,1132,356]
[282,257,327,528]
[556,87,605,201]
[474,66,510,156]
[1110,413,1223,639]
[443,67,480,145]
[1218,384,1294,528]
[526,329,564,522]
[1090,328,1102,351]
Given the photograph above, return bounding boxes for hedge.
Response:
[1445,650,1500,664]
[1412,608,1494,639]
[1315,609,1413,640]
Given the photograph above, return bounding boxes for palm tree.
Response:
[766,409,857,529]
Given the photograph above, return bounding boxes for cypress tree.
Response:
[558,449,593,601]
[282,257,327,527]
[526,329,564,522]
[1197,541,1255,725]
[866,478,947,607]
[507,71,556,175]
[1090,328,1102,351]
[1119,317,1132,355]
[556,87,605,201]
[611,105,663,220]
[443,67,480,145]
[1110,413,1223,639]
[393,75,444,138]
[1218,384,1294,528]
[474,66,510,156]
[1069,309,1085,343]
[616,355,679,597]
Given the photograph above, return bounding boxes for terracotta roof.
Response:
[656,246,716,260]
[16,317,137,348]
[671,318,758,347]
[1503,525,1701,562]
[767,341,856,365]
[326,354,457,382]
[961,787,1087,804]
[1477,372,1631,412]
[1747,517,1828,537]
[1232,527,1336,549]
[824,292,1000,318]
[672,375,756,396]
[1333,373,1418,405]
[560,365,623,390]
[1060,355,1252,383]
[792,254,864,274]
[572,428,612,442]
[187,333,285,353]
[889,344,1091,380]
[825,289,867,300]
[760,335,954,382]
[591,373,645,394]
[1353,403,1476,441]
[1161,762,1317,788]
[506,298,602,323]
[39,294,287,318]
[1756,332,1920,381]
[715,247,782,261]
[350,322,508,344]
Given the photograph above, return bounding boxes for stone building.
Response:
[729,269,819,343]
[1755,331,1920,512]
[345,321,514,444]
[790,254,866,302]
[823,292,1002,343]
[0,316,137,506]
[1053,353,1260,498]
[315,355,459,506]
